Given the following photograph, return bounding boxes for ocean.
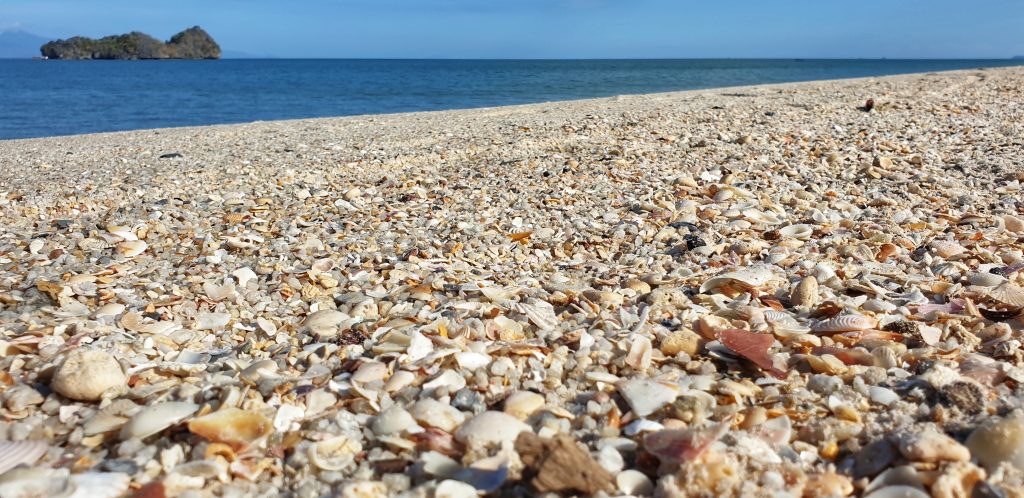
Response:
[1,58,1022,140]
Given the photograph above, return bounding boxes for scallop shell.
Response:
[777,224,813,240]
[511,299,558,331]
[984,282,1024,307]
[0,441,47,475]
[812,314,878,333]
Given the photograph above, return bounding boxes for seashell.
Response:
[983,282,1024,307]
[616,378,680,417]
[777,224,813,240]
[0,468,129,498]
[0,441,47,475]
[385,370,416,392]
[864,466,926,495]
[188,407,273,451]
[700,265,778,294]
[643,418,731,465]
[454,352,490,370]
[51,349,127,402]
[968,272,1005,287]
[581,289,624,309]
[308,435,362,471]
[410,398,466,432]
[812,314,878,333]
[790,276,819,308]
[863,486,930,498]
[928,240,966,259]
[301,309,350,338]
[966,415,1024,472]
[121,401,199,440]
[1002,214,1024,233]
[511,299,558,331]
[371,406,419,435]
[106,225,137,241]
[116,240,148,258]
[625,336,653,371]
[616,469,654,496]
[503,391,545,420]
[455,411,531,448]
[195,312,231,330]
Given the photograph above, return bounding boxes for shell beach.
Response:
[0,67,1023,497]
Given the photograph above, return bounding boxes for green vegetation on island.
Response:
[40,26,220,60]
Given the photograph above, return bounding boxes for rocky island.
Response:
[40,26,220,60]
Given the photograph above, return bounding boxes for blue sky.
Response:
[1,0,1022,58]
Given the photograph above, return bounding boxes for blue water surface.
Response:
[1,58,1022,140]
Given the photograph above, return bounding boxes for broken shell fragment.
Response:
[187,407,273,451]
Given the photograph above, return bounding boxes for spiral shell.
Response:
[812,314,878,333]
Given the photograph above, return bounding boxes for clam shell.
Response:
[115,240,148,258]
[188,407,273,451]
[0,441,47,475]
[812,314,878,333]
[308,435,362,471]
[121,401,199,440]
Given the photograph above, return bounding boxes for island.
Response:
[40,26,220,60]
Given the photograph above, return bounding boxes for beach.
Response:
[1,66,1023,497]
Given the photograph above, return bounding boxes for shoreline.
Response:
[0,65,1019,145]
[0,65,1023,497]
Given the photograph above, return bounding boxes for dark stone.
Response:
[451,388,485,414]
[883,320,919,336]
[101,459,140,474]
[939,381,986,414]
[683,233,706,250]
[159,152,183,159]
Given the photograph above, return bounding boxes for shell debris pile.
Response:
[0,67,1023,497]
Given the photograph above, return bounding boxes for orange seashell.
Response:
[509,230,533,242]
[875,243,898,262]
[187,408,272,451]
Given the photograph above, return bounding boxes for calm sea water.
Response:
[2,58,1023,140]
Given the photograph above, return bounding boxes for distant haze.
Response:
[1,0,1022,59]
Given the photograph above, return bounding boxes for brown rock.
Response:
[515,432,614,495]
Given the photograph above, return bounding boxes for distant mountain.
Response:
[1013,55,1024,60]
[0,30,50,58]
[40,26,220,60]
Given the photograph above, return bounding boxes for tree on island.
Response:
[40,26,220,60]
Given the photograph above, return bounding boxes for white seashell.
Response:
[778,224,814,240]
[624,336,653,371]
[868,386,899,407]
[351,361,388,384]
[0,468,129,498]
[120,401,199,440]
[384,370,416,392]
[503,391,545,420]
[454,352,491,370]
[308,435,361,472]
[864,466,926,495]
[435,480,478,498]
[195,312,231,330]
[66,471,131,498]
[232,267,258,288]
[106,225,137,241]
[812,314,878,333]
[969,272,1006,287]
[622,419,665,436]
[928,240,966,259]
[454,411,531,448]
[93,303,125,320]
[116,240,147,258]
[0,441,47,475]
[409,398,466,432]
[421,450,461,478]
[862,486,930,498]
[700,265,778,294]
[371,406,419,435]
[615,379,680,417]
[423,370,466,392]
[512,299,558,330]
[301,310,349,338]
[616,469,654,496]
